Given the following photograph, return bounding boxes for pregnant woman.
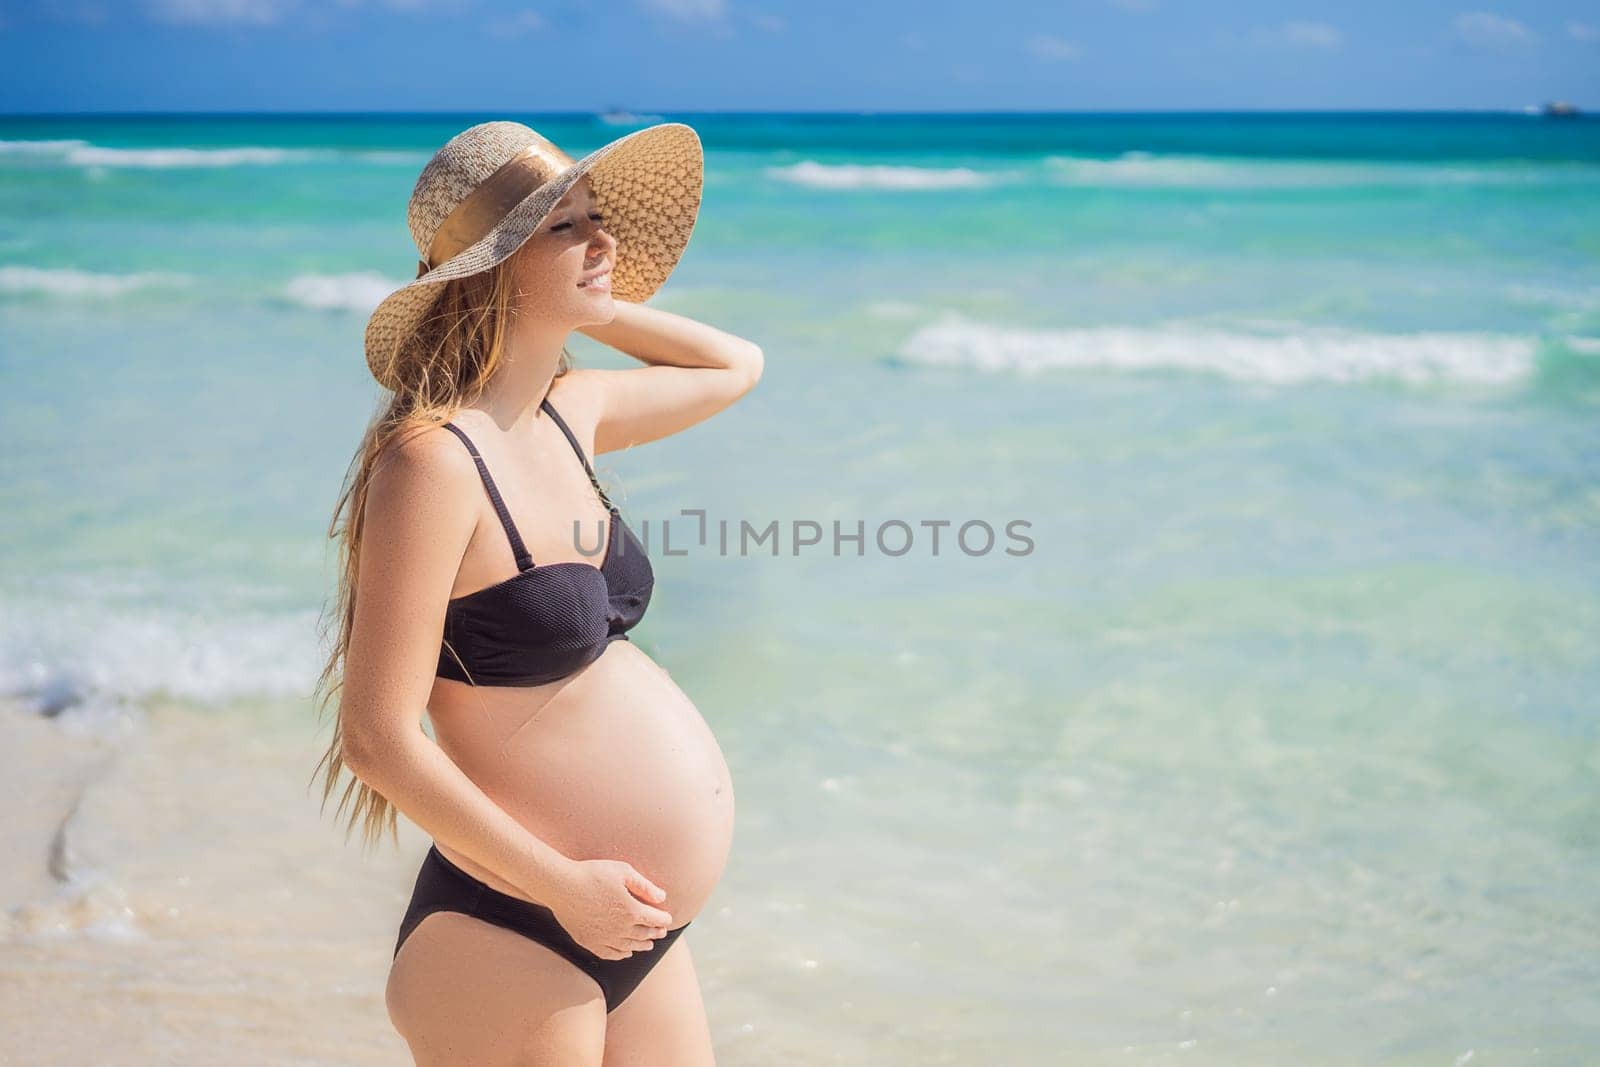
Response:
[311,120,761,1065]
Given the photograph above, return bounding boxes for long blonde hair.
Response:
[309,248,572,849]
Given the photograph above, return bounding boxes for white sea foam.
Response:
[6,870,148,942]
[1505,282,1600,311]
[0,594,324,726]
[0,266,192,298]
[1042,151,1581,190]
[895,312,1539,386]
[67,145,314,168]
[0,138,92,154]
[350,149,429,165]
[282,271,400,313]
[0,137,384,169]
[766,160,1001,190]
[865,300,924,320]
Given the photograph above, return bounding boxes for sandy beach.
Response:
[1,697,421,1064]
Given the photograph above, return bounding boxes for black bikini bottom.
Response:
[394,843,691,1013]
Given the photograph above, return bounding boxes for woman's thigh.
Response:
[387,911,607,1066]
[602,934,716,1067]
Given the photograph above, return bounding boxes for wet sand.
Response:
[1,697,419,1064]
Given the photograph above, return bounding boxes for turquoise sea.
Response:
[1,112,1598,1064]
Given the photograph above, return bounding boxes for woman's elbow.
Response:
[733,343,764,392]
[339,728,381,782]
[339,718,411,783]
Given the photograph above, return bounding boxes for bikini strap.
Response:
[540,397,616,512]
[440,422,536,571]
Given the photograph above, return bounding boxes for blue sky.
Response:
[0,0,1596,112]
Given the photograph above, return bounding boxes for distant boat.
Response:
[1540,101,1581,118]
[598,109,646,126]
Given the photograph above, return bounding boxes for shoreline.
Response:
[1,696,418,1064]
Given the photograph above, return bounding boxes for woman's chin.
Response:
[575,296,617,326]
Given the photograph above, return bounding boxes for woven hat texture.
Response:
[364,120,703,390]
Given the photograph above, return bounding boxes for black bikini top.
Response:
[435,397,653,688]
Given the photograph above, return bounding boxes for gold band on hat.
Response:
[420,138,574,273]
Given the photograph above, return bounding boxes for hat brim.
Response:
[364,121,703,390]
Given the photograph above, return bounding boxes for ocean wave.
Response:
[1041,151,1589,190]
[893,312,1540,386]
[766,160,1001,190]
[0,138,92,154]
[281,271,399,313]
[1505,282,1600,311]
[0,596,322,725]
[350,149,430,166]
[0,266,192,298]
[865,300,923,319]
[68,145,316,168]
[6,871,147,943]
[0,137,418,169]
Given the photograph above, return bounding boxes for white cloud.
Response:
[43,0,112,25]
[1452,11,1537,49]
[638,0,724,19]
[357,0,473,9]
[148,0,295,24]
[150,0,467,25]
[1569,20,1600,42]
[1027,33,1083,61]
[1252,20,1343,50]
[487,9,542,37]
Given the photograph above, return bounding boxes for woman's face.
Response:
[512,176,618,327]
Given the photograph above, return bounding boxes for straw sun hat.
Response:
[363,120,704,390]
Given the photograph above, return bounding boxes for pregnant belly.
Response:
[427,639,735,925]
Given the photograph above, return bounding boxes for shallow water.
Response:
[2,111,1598,1064]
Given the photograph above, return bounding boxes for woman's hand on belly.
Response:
[548,856,678,959]
[430,639,736,922]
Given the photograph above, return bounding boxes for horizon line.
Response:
[0,105,1590,120]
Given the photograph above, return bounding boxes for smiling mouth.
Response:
[577,269,612,291]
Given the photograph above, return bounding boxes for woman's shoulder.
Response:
[370,420,484,511]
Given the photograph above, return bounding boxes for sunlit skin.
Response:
[376,172,755,1064]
